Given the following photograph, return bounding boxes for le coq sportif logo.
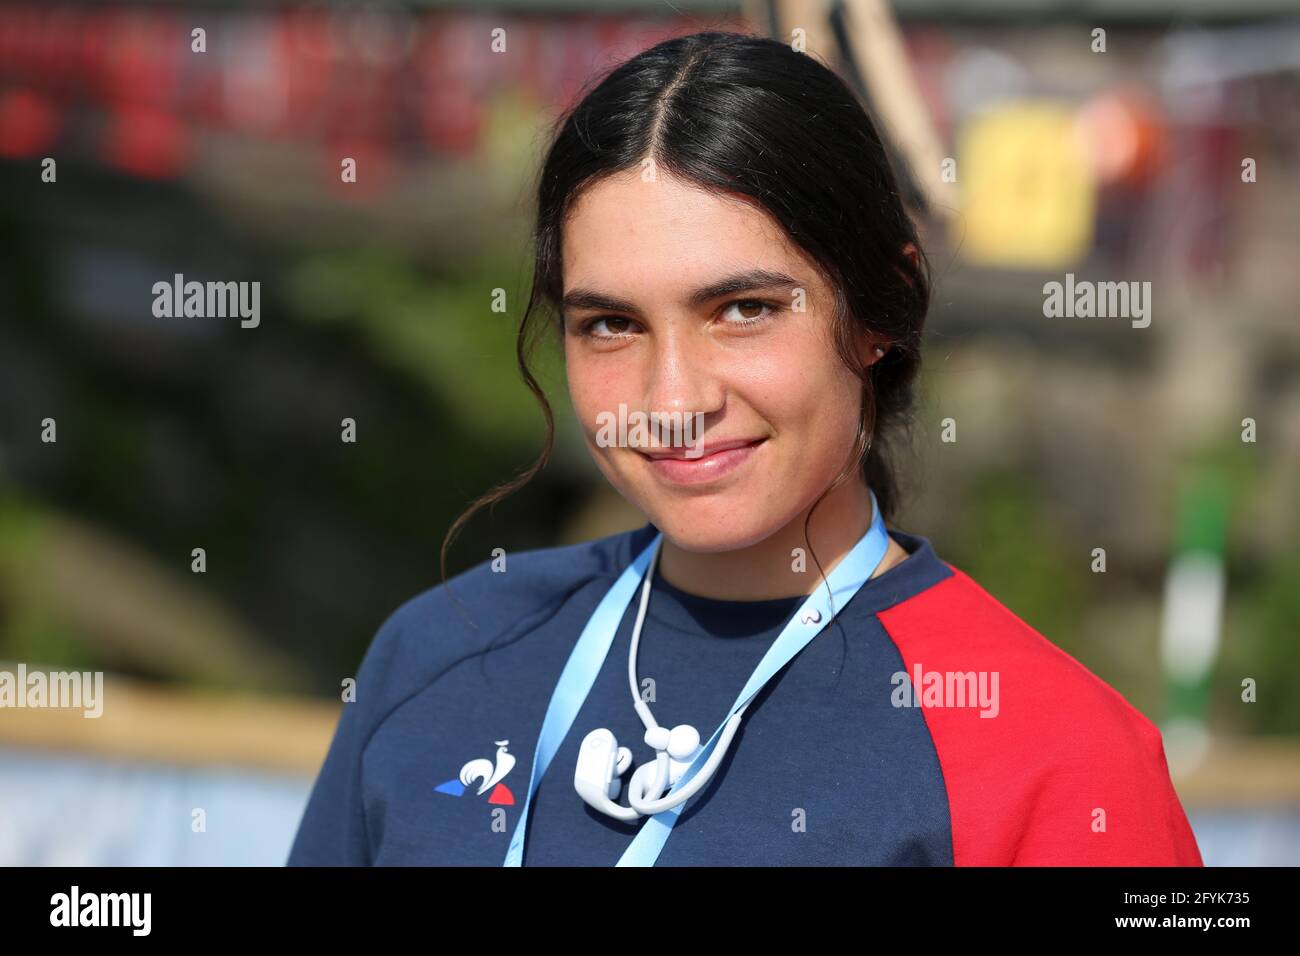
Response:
[435,738,517,805]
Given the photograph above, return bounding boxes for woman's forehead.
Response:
[562,173,817,302]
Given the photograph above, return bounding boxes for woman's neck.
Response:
[655,480,908,601]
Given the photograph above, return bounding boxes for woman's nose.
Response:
[642,332,724,422]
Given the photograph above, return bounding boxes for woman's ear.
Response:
[896,242,919,287]
[856,328,889,367]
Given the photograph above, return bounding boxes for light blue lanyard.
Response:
[504,490,889,867]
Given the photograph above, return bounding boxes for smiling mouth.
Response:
[636,438,766,485]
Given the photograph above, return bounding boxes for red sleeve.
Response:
[878,566,1203,867]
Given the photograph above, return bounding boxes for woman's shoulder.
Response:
[878,558,1201,864]
[393,522,654,634]
[880,557,1163,744]
[348,523,656,703]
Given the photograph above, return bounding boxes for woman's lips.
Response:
[638,438,766,486]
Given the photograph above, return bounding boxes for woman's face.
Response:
[561,168,870,553]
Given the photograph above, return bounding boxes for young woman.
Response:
[288,32,1202,867]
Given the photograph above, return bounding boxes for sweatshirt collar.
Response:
[618,524,952,637]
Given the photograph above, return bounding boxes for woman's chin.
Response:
[647,509,778,555]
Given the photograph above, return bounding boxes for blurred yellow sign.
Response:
[957,102,1096,269]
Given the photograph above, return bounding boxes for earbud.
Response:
[574,728,639,821]
[667,724,700,760]
[641,723,703,787]
[636,723,703,801]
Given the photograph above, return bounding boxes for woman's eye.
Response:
[720,299,778,326]
[581,316,636,338]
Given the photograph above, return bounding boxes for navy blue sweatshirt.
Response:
[286,522,1202,866]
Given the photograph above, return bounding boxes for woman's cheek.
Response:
[729,346,821,425]
[566,364,618,444]
[568,373,645,494]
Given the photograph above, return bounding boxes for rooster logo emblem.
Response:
[434,739,517,805]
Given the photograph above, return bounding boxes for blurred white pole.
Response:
[1158,473,1228,776]
[840,0,958,216]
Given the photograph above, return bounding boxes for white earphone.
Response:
[573,536,751,821]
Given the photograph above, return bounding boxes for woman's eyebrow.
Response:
[685,269,800,306]
[561,269,801,314]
